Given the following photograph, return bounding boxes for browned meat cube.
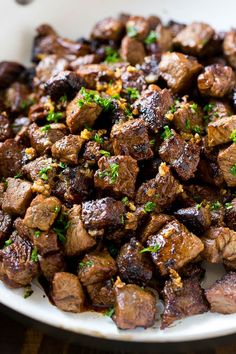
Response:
[0,139,24,178]
[223,31,236,68]
[173,22,215,56]
[205,272,236,314]
[0,210,12,243]
[111,119,153,160]
[51,135,84,165]
[161,275,208,329]
[138,55,160,84]
[86,279,115,307]
[198,64,235,98]
[174,206,211,236]
[121,36,145,66]
[197,159,224,187]
[155,24,173,53]
[39,252,65,281]
[140,213,173,243]
[0,61,24,89]
[33,230,59,256]
[117,238,153,286]
[22,156,56,183]
[76,64,114,90]
[52,272,85,313]
[207,115,236,147]
[225,198,236,231]
[204,100,233,122]
[83,141,101,163]
[65,205,96,256]
[147,220,204,275]
[159,52,202,93]
[5,82,29,113]
[70,54,101,69]
[172,101,204,134]
[34,55,69,87]
[134,86,174,132]
[23,195,61,231]
[0,114,12,142]
[91,17,124,41]
[126,16,150,41]
[147,15,161,30]
[218,143,236,187]
[120,67,147,95]
[28,122,66,155]
[2,178,32,216]
[66,91,102,133]
[94,156,138,198]
[78,250,117,286]
[159,132,200,181]
[136,164,182,211]
[113,280,156,329]
[0,232,39,288]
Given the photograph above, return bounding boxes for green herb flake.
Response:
[39,166,53,181]
[53,212,70,244]
[98,163,119,184]
[58,162,67,169]
[185,119,191,130]
[144,201,156,213]
[14,173,22,179]
[46,111,63,123]
[59,94,67,104]
[192,125,201,134]
[20,98,35,110]
[93,133,104,144]
[104,47,120,64]
[210,201,221,210]
[79,260,94,269]
[230,164,236,176]
[24,285,34,299]
[127,25,138,38]
[225,202,233,210]
[190,103,198,112]
[34,230,41,238]
[140,243,160,254]
[230,129,236,143]
[149,139,155,146]
[54,206,61,213]
[78,87,113,112]
[4,239,13,247]
[196,202,203,210]
[161,125,173,140]
[120,215,125,224]
[122,196,129,205]
[100,150,111,157]
[31,248,39,262]
[41,124,51,132]
[144,30,157,44]
[104,307,115,317]
[125,87,140,100]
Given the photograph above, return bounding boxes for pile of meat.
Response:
[0,14,236,330]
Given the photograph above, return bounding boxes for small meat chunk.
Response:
[121,36,145,66]
[0,211,12,243]
[159,132,200,181]
[78,250,117,286]
[223,31,236,68]
[0,114,12,142]
[33,230,59,256]
[111,119,153,160]
[5,82,29,113]
[76,64,114,90]
[86,279,115,307]
[155,24,173,53]
[66,91,102,133]
[172,101,204,134]
[173,22,215,56]
[117,238,153,285]
[2,178,32,216]
[121,67,147,95]
[205,272,236,314]
[140,213,173,243]
[126,16,150,41]
[0,139,24,178]
[218,143,236,187]
[94,155,139,198]
[91,17,124,41]
[39,252,65,281]
[113,281,156,329]
[52,272,85,313]
[82,197,125,230]
[159,52,202,93]
[51,135,84,165]
[197,159,225,187]
[0,61,25,89]
[22,156,56,183]
[65,205,96,256]
[134,86,174,132]
[147,220,204,275]
[225,198,236,231]
[174,206,211,236]
[161,275,208,329]
[23,195,61,231]
[197,64,235,97]
[34,55,68,87]
[83,141,101,163]
[0,232,38,287]
[138,55,160,84]
[204,100,233,122]
[207,115,236,147]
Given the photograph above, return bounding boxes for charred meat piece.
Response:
[172,101,204,134]
[117,238,153,285]
[121,36,145,66]
[0,61,25,89]
[224,198,236,231]
[174,205,211,236]
[2,178,33,216]
[34,55,68,88]
[0,139,24,178]
[83,141,101,163]
[120,67,147,96]
[0,211,12,244]
[51,135,84,165]
[126,16,150,41]
[159,132,200,181]
[138,55,160,84]
[197,64,235,97]
[204,100,233,122]
[94,155,139,198]
[218,143,236,187]
[78,250,117,286]
[76,64,114,90]
[197,159,225,187]
[111,119,153,160]
[23,195,61,231]
[0,114,12,142]
[91,17,125,41]
[39,252,65,281]
[113,280,156,329]
[223,31,236,69]
[147,220,204,275]
[207,115,236,147]
[22,156,56,183]
[65,205,96,256]
[81,197,125,230]
[86,279,115,307]
[133,86,174,132]
[140,213,173,243]
[52,272,85,313]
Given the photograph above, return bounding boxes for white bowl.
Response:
[0,0,236,345]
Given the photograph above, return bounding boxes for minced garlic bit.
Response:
[127,65,137,73]
[159,162,169,176]
[169,269,183,290]
[106,79,122,97]
[114,276,125,288]
[32,179,51,196]
[25,147,36,160]
[177,184,184,194]
[128,202,136,211]
[146,188,156,197]
[80,128,93,140]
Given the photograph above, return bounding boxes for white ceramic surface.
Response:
[0,0,236,343]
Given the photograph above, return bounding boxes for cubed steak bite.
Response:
[207,115,236,147]
[0,211,12,244]
[0,114,12,142]
[22,156,57,183]
[217,143,236,187]
[223,30,236,69]
[172,101,204,134]
[0,139,24,178]
[86,279,115,307]
[224,198,236,231]
[120,36,145,66]
[51,134,84,165]
[0,61,25,89]
[39,252,65,281]
[91,17,125,41]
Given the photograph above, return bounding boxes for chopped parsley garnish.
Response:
[39,166,53,181]
[78,87,113,112]
[122,196,129,205]
[161,126,173,140]
[59,94,67,103]
[104,307,115,317]
[210,201,221,210]
[144,30,157,44]
[24,285,34,299]
[46,110,63,123]
[58,162,67,169]
[192,125,201,134]
[140,243,161,254]
[4,239,13,247]
[54,206,61,213]
[31,248,38,262]
[120,215,125,224]
[100,150,111,157]
[185,119,191,130]
[127,25,138,38]
[230,164,236,176]
[93,133,104,144]
[79,260,94,268]
[98,163,119,184]
[125,87,140,100]
[225,202,233,210]
[144,201,156,213]
[20,98,35,110]
[230,129,236,143]
[166,99,180,116]
[190,103,198,112]
[104,47,120,64]
[149,139,155,146]
[34,230,41,238]
[203,103,215,121]
[14,173,22,179]
[41,124,51,132]
[196,202,203,210]
[53,212,70,244]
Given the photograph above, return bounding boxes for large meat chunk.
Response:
[0,61,24,89]
[205,272,236,314]
[91,17,124,41]
[39,252,65,281]
[133,86,174,132]
[225,198,236,231]
[126,16,150,41]
[218,143,236,187]
[159,52,202,93]
[0,232,38,288]
[173,22,215,56]
[0,114,12,142]
[161,274,208,329]
[172,101,204,134]
[223,31,236,68]
[94,155,139,198]
[117,238,153,286]
[174,205,211,236]
[0,139,24,178]
[76,64,114,90]
[120,36,145,66]
[207,115,236,147]
[0,211,12,243]
[2,178,33,216]
[86,279,115,307]
[111,119,153,160]
[51,135,84,165]
[64,205,96,256]
[159,132,200,181]
[113,280,156,329]
[147,220,204,275]
[140,213,173,243]
[22,156,56,183]
[78,250,117,286]
[23,195,61,231]
[198,64,235,97]
[52,272,85,313]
